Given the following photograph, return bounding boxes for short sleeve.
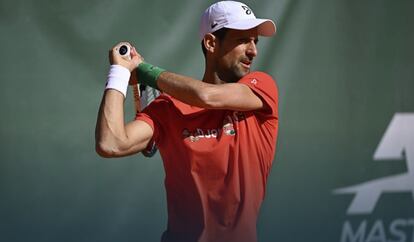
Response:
[135,95,171,145]
[238,71,278,118]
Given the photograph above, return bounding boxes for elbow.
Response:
[95,141,118,158]
[95,130,132,158]
[197,86,221,109]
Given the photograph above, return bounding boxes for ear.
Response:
[203,33,217,54]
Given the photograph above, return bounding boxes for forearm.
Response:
[95,90,130,157]
[157,72,218,108]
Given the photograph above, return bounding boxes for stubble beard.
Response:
[219,62,250,83]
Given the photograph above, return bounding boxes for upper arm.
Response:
[96,119,154,158]
[201,72,278,114]
[122,119,154,155]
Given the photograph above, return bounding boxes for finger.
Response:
[130,48,136,57]
[111,45,121,57]
[108,49,114,64]
[112,43,120,52]
[131,47,138,57]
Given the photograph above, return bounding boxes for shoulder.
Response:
[245,71,275,80]
[239,71,278,94]
[240,71,277,87]
[239,71,279,116]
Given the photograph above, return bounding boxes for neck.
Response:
[202,59,226,84]
[202,71,226,84]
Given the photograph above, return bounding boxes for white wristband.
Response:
[105,65,131,98]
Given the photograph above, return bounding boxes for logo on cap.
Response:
[241,5,252,15]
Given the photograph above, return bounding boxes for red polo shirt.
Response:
[136,71,278,242]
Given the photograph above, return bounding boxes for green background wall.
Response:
[1,0,413,241]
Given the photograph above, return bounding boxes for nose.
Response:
[246,40,257,58]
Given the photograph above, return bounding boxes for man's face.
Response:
[215,28,259,83]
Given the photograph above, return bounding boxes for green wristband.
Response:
[136,62,165,90]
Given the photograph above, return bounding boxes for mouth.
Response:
[240,59,252,69]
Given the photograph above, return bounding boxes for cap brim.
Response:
[224,18,276,37]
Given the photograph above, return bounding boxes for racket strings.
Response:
[141,86,160,109]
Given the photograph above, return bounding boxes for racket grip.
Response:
[132,84,141,113]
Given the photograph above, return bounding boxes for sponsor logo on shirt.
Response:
[182,111,245,142]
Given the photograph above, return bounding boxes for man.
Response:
[95,1,278,241]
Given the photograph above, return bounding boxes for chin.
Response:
[219,66,249,83]
[235,68,250,79]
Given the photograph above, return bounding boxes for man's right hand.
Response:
[109,42,144,73]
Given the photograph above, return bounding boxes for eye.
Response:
[238,38,250,44]
[237,38,259,45]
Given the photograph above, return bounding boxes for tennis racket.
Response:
[117,44,160,157]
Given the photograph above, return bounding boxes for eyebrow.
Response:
[237,37,259,43]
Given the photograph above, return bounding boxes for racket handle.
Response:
[132,84,141,113]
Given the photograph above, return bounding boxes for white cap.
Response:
[199,1,276,41]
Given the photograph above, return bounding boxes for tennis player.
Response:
[96,1,278,241]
